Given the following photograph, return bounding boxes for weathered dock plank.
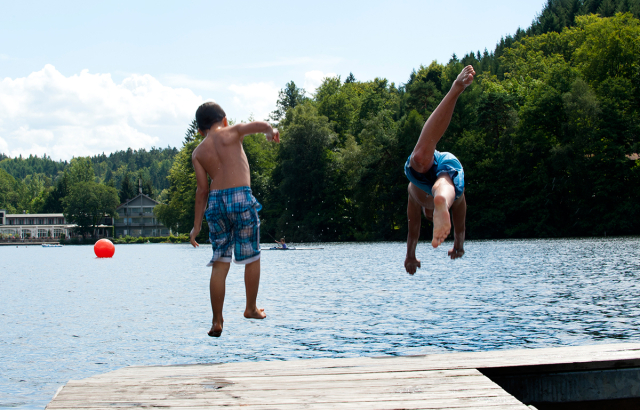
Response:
[46,343,640,409]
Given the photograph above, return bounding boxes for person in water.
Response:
[404,65,475,275]
[275,237,287,249]
[189,101,280,337]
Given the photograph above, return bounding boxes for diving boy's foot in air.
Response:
[431,194,451,248]
[454,64,475,91]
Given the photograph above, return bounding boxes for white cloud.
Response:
[0,136,9,154]
[0,65,204,160]
[228,82,280,121]
[304,70,337,96]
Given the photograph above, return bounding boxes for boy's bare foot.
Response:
[244,307,267,319]
[208,318,223,337]
[448,247,465,259]
[432,195,451,248]
[453,65,475,93]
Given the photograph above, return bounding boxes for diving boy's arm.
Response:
[189,154,209,248]
[448,193,466,259]
[405,192,422,274]
[233,122,280,143]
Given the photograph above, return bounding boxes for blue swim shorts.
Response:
[404,150,465,199]
[205,186,262,266]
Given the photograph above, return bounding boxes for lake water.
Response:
[1,238,640,409]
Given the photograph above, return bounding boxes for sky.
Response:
[0,0,547,161]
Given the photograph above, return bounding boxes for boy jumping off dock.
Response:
[404,65,475,275]
[189,102,280,337]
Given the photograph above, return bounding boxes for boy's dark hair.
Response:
[195,102,226,131]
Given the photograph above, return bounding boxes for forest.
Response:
[158,1,640,241]
[0,148,177,234]
[2,0,640,241]
[0,148,177,214]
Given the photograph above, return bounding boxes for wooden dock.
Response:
[46,343,640,409]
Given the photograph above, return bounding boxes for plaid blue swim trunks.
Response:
[404,150,465,200]
[204,186,262,266]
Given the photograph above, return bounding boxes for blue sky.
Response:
[0,0,547,160]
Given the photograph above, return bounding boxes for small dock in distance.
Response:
[46,343,640,409]
[0,241,61,246]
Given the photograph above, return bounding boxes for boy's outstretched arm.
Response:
[234,121,280,142]
[405,190,422,274]
[448,193,466,259]
[190,155,209,247]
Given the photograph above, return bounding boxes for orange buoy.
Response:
[94,238,115,258]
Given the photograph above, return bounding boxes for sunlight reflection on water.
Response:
[1,238,639,409]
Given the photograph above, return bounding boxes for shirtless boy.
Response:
[189,102,280,337]
[404,65,475,275]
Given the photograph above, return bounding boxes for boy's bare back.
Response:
[192,121,279,191]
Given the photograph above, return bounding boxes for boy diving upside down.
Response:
[404,65,475,275]
[189,102,280,337]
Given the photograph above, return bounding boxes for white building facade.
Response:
[0,210,73,238]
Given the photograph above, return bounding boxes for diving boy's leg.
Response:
[430,174,456,248]
[405,184,424,275]
[410,66,475,173]
[448,193,466,259]
[209,261,230,337]
[243,259,266,319]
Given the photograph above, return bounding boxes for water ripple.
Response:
[1,238,639,409]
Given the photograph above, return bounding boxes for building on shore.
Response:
[115,194,170,237]
[0,210,111,239]
[0,211,72,238]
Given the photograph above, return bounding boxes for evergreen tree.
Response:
[269,81,308,122]
[184,118,199,144]
[119,173,136,203]
[40,173,69,213]
[344,72,356,84]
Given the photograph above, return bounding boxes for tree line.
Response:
[0,147,177,213]
[157,5,640,242]
[0,147,177,235]
[0,157,119,236]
